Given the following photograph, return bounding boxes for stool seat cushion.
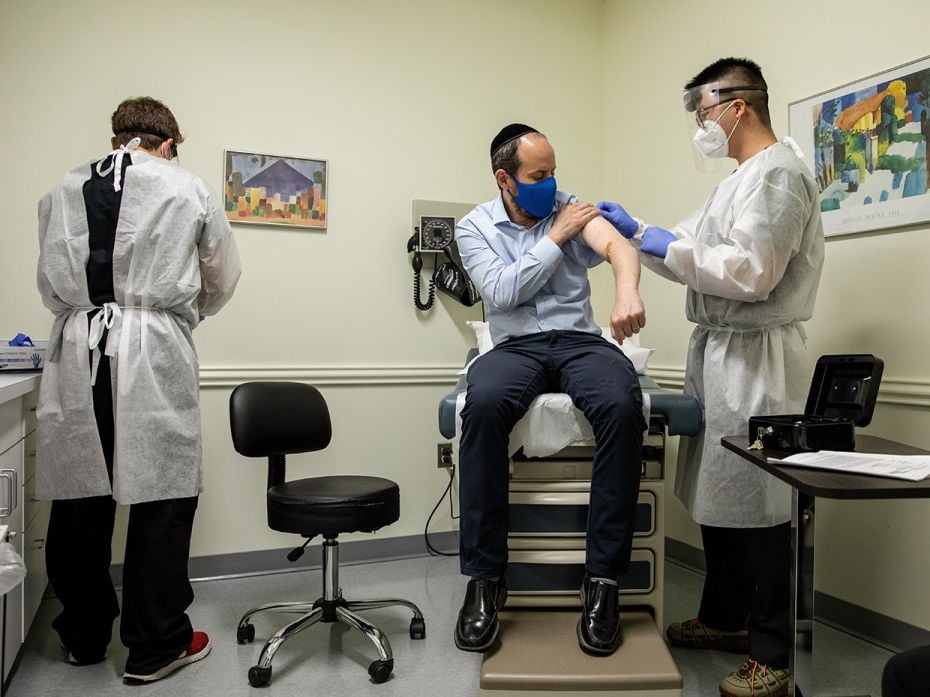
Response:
[268,475,400,536]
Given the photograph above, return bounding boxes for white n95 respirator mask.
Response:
[693,101,740,159]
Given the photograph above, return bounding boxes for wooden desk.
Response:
[721,435,930,697]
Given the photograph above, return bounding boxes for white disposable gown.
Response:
[633,141,824,527]
[36,150,241,504]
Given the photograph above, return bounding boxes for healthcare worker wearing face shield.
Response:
[36,97,241,683]
[599,58,824,697]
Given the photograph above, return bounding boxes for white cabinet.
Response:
[20,390,46,634]
[0,376,44,689]
[0,396,25,686]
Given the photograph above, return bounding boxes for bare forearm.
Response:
[610,234,640,296]
[580,216,639,291]
[581,216,645,338]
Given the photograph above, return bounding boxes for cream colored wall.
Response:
[603,0,930,630]
[0,1,607,558]
[6,0,928,631]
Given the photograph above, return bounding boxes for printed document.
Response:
[766,451,930,482]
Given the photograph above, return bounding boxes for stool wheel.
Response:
[248,664,272,687]
[409,617,426,640]
[237,623,255,644]
[368,658,393,684]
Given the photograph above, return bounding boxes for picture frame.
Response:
[788,55,930,237]
[223,150,328,229]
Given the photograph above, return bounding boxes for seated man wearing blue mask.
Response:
[453,123,646,656]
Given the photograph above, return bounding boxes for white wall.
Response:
[603,0,930,630]
[0,1,607,557]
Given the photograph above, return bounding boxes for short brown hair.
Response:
[111,96,184,150]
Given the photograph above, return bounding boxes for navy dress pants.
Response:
[45,353,198,674]
[458,330,645,580]
[698,522,792,668]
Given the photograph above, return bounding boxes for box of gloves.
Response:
[0,338,47,371]
[748,354,883,452]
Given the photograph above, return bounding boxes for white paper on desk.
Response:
[767,451,930,482]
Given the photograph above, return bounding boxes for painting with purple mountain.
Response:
[224,150,327,228]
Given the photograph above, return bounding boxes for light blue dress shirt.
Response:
[455,191,603,345]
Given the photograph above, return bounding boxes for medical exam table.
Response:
[438,349,703,696]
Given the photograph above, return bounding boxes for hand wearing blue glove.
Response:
[596,201,639,238]
[640,226,676,258]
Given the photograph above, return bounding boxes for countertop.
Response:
[0,372,41,405]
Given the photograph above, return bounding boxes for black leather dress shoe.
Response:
[454,578,507,652]
[577,573,622,655]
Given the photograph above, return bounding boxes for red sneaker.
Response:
[123,631,211,684]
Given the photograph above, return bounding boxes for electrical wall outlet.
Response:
[437,442,454,468]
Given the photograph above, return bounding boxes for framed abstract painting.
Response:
[788,55,930,236]
[224,150,328,229]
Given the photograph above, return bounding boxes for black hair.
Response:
[491,138,522,176]
[686,57,771,127]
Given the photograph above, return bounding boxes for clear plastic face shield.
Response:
[683,82,765,172]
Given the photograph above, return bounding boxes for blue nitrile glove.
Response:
[596,201,639,238]
[9,333,34,347]
[640,226,676,258]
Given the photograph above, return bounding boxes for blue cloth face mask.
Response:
[510,174,557,218]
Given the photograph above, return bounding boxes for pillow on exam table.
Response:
[463,320,653,375]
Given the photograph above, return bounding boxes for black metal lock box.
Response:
[748,354,883,452]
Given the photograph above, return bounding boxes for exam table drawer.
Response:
[509,489,655,538]
[505,546,655,600]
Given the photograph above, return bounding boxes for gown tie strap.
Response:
[95,137,140,192]
[87,302,123,385]
[781,136,804,159]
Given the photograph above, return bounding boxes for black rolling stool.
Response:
[229,381,425,686]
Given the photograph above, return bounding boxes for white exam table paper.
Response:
[452,391,651,462]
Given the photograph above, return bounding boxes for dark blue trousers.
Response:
[698,522,791,668]
[458,330,645,580]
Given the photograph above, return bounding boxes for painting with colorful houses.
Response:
[224,150,327,228]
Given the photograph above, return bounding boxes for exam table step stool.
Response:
[480,610,682,696]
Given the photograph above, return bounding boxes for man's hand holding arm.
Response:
[580,215,645,341]
[548,201,601,246]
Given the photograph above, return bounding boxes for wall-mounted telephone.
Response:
[408,200,480,311]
